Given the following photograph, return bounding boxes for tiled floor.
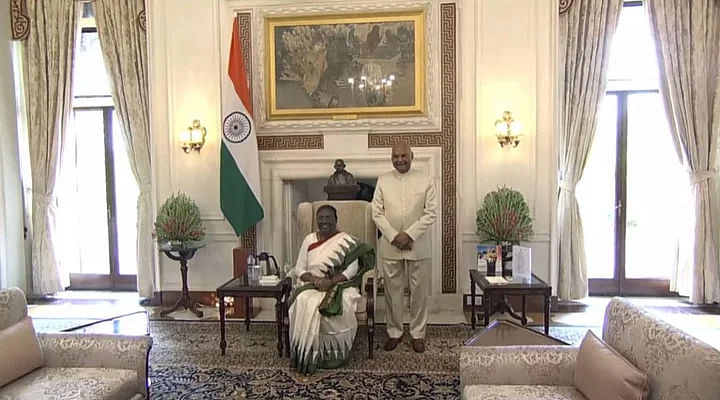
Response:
[27,291,720,348]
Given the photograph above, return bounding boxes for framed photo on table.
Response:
[476,244,502,274]
[265,10,426,120]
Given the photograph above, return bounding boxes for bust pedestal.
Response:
[324,184,360,200]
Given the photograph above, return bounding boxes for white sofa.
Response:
[460,297,720,399]
[0,288,152,399]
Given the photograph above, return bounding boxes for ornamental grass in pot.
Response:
[154,192,206,250]
[475,186,533,273]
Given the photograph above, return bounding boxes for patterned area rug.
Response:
[148,320,593,399]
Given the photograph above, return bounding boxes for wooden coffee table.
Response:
[469,269,551,334]
[216,275,291,356]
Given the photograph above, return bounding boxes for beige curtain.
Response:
[94,0,155,298]
[646,0,720,304]
[23,0,77,295]
[557,0,623,300]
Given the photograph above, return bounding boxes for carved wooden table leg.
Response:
[366,277,375,359]
[245,297,251,331]
[275,294,283,357]
[219,290,227,355]
[470,272,477,329]
[283,279,291,357]
[544,291,550,335]
[160,249,203,318]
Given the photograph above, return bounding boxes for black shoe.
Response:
[411,339,425,353]
[384,337,402,351]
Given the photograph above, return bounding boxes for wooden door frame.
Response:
[67,106,137,291]
[588,90,673,297]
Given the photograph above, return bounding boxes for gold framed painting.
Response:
[265,10,426,120]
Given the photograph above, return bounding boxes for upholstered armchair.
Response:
[295,200,378,358]
[0,288,152,399]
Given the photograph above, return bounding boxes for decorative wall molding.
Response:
[238,12,256,252]
[238,13,252,103]
[248,0,442,133]
[258,135,324,150]
[10,0,30,40]
[559,0,574,14]
[439,1,456,293]
[137,9,147,31]
[368,133,443,147]
[366,2,456,293]
[461,232,552,243]
[240,226,256,251]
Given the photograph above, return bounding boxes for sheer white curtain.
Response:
[94,0,155,298]
[557,0,623,300]
[646,0,720,304]
[23,0,77,295]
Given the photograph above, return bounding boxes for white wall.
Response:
[0,1,28,291]
[458,0,558,295]
[148,0,234,293]
[147,0,558,307]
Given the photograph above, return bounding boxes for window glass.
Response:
[606,5,660,91]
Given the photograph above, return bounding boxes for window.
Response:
[576,2,691,296]
[56,5,139,290]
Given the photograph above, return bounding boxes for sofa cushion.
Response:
[0,287,29,330]
[463,384,586,400]
[0,367,138,400]
[603,297,720,399]
[574,330,649,399]
[0,316,44,387]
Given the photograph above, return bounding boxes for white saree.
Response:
[289,232,361,373]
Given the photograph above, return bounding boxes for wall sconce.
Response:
[179,119,206,154]
[494,111,522,148]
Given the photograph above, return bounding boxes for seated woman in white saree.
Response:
[288,205,375,374]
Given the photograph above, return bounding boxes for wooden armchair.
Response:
[295,200,378,358]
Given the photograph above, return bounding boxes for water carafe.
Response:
[246,253,261,285]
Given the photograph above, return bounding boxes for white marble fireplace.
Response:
[257,139,444,300]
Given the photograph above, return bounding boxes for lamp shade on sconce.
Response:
[494,111,522,148]
[180,119,207,153]
[179,129,191,144]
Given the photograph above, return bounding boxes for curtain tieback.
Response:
[31,191,55,208]
[690,169,716,185]
[559,180,576,193]
[139,184,152,195]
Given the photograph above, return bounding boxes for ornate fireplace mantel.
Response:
[257,147,444,298]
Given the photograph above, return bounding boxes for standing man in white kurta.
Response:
[372,142,437,353]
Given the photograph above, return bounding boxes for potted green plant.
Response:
[476,186,533,273]
[154,192,206,249]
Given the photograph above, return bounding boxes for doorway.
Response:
[575,3,691,296]
[56,6,138,290]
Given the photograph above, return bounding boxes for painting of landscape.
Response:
[266,11,425,119]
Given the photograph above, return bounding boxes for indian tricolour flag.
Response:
[220,16,263,235]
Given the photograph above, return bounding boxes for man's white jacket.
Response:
[371,168,437,260]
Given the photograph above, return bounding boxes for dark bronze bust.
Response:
[324,159,359,200]
[327,159,356,186]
